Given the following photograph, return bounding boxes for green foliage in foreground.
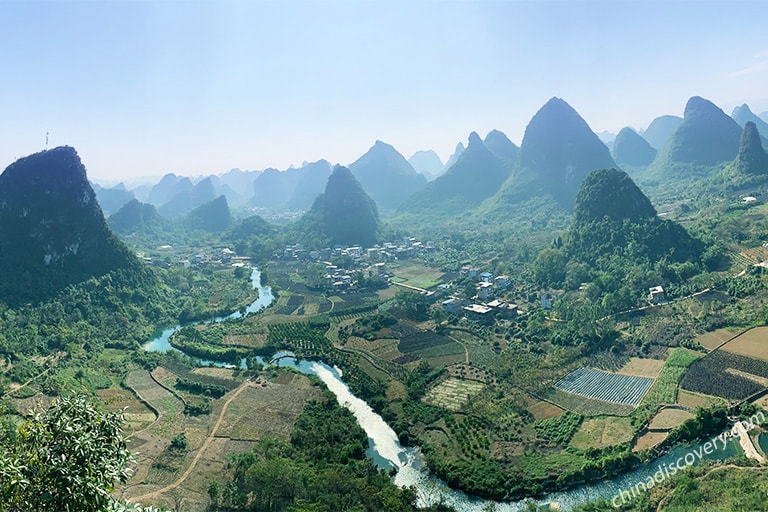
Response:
[215,390,447,512]
[0,396,163,512]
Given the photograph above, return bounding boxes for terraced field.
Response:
[554,367,654,406]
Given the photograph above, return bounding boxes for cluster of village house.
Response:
[282,238,438,291]
[440,266,518,325]
[140,246,252,269]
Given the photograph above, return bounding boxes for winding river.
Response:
[144,268,745,511]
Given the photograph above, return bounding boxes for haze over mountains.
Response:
[81,94,768,245]
[732,104,768,140]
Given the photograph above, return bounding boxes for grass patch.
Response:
[571,416,634,449]
[640,348,701,407]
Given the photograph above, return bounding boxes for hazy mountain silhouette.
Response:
[731,103,768,141]
[183,195,232,232]
[596,130,616,145]
[108,199,162,234]
[349,141,426,211]
[0,147,140,305]
[286,160,333,210]
[218,168,263,198]
[484,129,519,165]
[158,176,217,219]
[613,127,656,167]
[642,115,683,150]
[250,167,300,210]
[443,141,465,171]
[399,132,512,215]
[147,173,188,206]
[91,182,135,216]
[408,150,445,181]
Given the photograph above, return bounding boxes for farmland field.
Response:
[554,367,654,406]
[545,388,635,416]
[677,389,725,409]
[680,349,768,400]
[695,328,737,351]
[526,399,565,420]
[97,388,156,431]
[721,326,768,361]
[389,261,445,290]
[648,408,694,430]
[617,357,665,378]
[640,348,701,408]
[397,326,465,363]
[424,378,485,411]
[570,416,634,449]
[633,431,668,452]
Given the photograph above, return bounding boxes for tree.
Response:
[532,248,567,287]
[0,396,133,512]
[171,432,189,451]
[395,289,429,321]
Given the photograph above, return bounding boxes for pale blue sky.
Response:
[1,0,767,181]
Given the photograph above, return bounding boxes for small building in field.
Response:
[647,286,666,304]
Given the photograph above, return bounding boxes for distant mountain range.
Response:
[643,96,743,183]
[249,161,333,212]
[91,182,135,216]
[184,195,232,232]
[85,94,768,236]
[108,199,162,234]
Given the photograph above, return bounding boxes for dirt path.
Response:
[124,370,183,439]
[131,378,252,503]
[448,334,469,363]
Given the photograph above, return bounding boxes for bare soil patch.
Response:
[677,389,724,409]
[526,399,565,421]
[721,327,768,361]
[617,357,665,378]
[633,431,668,452]
[648,408,694,430]
[696,329,736,351]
